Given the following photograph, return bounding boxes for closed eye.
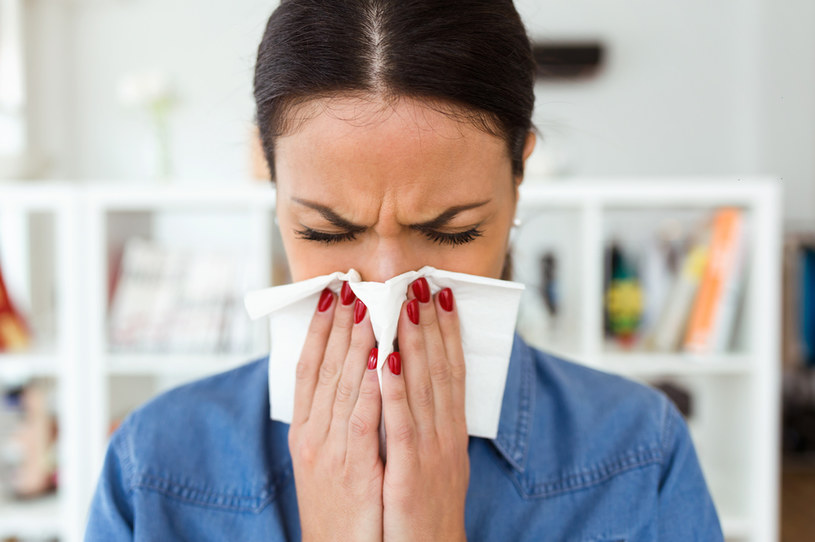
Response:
[293,226,484,246]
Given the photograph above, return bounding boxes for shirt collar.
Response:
[490,330,535,473]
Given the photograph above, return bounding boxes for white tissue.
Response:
[244,265,524,439]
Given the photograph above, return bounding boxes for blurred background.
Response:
[0,0,812,541]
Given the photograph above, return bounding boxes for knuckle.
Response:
[429,358,451,383]
[295,358,315,381]
[419,311,437,329]
[358,379,379,400]
[317,359,340,385]
[415,380,434,408]
[349,327,369,350]
[332,311,354,331]
[404,332,423,354]
[438,432,462,456]
[384,384,407,403]
[450,360,467,382]
[334,378,354,404]
[349,411,372,438]
[394,422,416,445]
[293,436,319,466]
[453,409,467,428]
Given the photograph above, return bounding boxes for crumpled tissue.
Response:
[244,265,524,440]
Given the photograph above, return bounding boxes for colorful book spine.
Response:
[646,233,710,352]
[683,207,745,354]
[0,260,30,351]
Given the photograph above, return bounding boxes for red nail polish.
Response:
[354,298,367,324]
[407,298,419,325]
[340,281,356,305]
[388,351,401,375]
[318,288,333,312]
[412,277,430,303]
[439,288,454,312]
[368,347,378,370]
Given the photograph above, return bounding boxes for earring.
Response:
[274,215,280,227]
[509,215,522,246]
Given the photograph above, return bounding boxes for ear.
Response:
[522,130,536,164]
[513,131,537,195]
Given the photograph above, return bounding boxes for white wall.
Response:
[22,0,815,228]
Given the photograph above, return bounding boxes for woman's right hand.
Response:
[288,281,384,542]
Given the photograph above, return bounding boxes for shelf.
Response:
[0,351,61,379]
[0,492,62,539]
[87,181,275,210]
[105,352,265,376]
[597,353,753,376]
[531,345,753,377]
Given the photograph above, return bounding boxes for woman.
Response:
[85,1,724,540]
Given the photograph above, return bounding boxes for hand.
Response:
[381,278,470,542]
[288,282,384,542]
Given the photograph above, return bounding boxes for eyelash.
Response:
[294,226,484,246]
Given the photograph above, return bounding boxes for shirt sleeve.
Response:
[84,418,135,541]
[657,396,725,541]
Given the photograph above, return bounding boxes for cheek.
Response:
[429,242,506,278]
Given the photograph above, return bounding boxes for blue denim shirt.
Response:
[84,331,724,541]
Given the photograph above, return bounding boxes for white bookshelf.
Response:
[513,177,781,542]
[0,177,780,542]
[0,184,82,542]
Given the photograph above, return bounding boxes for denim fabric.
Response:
[84,331,724,541]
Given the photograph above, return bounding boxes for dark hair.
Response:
[253,0,537,280]
[254,0,537,179]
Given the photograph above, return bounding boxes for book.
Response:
[644,229,711,352]
[683,207,746,354]
[107,237,251,354]
[0,258,30,351]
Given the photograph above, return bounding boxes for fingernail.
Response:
[387,351,401,375]
[354,298,367,324]
[407,298,419,325]
[318,288,334,312]
[340,281,356,305]
[412,277,430,303]
[368,347,378,370]
[439,287,454,312]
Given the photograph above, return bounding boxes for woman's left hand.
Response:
[381,278,470,542]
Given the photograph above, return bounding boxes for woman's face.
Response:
[274,95,536,283]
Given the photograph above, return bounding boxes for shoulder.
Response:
[110,355,293,511]
[520,340,675,497]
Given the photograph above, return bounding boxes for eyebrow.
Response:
[291,197,491,231]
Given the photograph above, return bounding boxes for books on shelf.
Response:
[0,258,30,352]
[107,237,252,355]
[609,206,749,354]
[782,235,815,369]
[644,232,710,352]
[683,208,748,354]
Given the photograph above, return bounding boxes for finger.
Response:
[382,348,418,463]
[436,287,466,428]
[292,287,336,427]
[346,345,383,472]
[398,291,436,436]
[411,278,455,432]
[328,298,375,448]
[307,281,357,435]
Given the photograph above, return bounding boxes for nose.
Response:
[355,238,422,283]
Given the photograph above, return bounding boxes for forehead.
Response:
[273,95,511,201]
